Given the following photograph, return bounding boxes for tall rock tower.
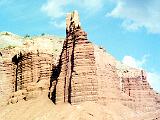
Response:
[55,10,98,104]
[50,10,160,113]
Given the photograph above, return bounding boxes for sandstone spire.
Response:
[0,10,160,119]
[54,11,98,104]
[66,10,81,32]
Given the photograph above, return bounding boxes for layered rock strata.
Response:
[0,11,160,116]
[0,51,54,104]
[14,52,53,91]
[49,11,160,113]
[94,46,124,104]
[119,68,160,111]
[55,11,98,104]
[0,60,16,105]
[94,47,137,111]
[0,35,63,105]
[51,11,133,106]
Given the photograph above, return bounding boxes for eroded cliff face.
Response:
[94,46,122,105]
[48,10,160,113]
[117,65,160,111]
[0,34,63,105]
[0,58,16,105]
[53,11,98,104]
[0,10,160,120]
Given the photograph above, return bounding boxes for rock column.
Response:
[55,11,98,104]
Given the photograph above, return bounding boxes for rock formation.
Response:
[117,66,160,111]
[0,10,160,120]
[0,57,16,105]
[53,10,98,104]
[94,46,123,105]
[48,10,160,112]
[0,34,63,105]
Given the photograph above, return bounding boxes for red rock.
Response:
[0,11,160,119]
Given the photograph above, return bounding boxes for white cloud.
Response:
[41,0,70,29]
[122,55,148,68]
[107,0,160,33]
[50,20,66,29]
[41,0,69,19]
[79,0,103,12]
[148,72,160,92]
[122,55,160,92]
[41,0,103,28]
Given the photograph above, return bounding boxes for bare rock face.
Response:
[0,35,64,105]
[49,10,160,113]
[12,52,54,100]
[0,10,160,120]
[53,10,98,104]
[118,67,160,111]
[0,59,16,105]
[94,46,120,99]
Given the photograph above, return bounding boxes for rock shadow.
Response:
[48,52,63,103]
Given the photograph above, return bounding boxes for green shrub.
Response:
[5,32,10,35]
[6,45,16,49]
[41,33,45,36]
[24,34,30,38]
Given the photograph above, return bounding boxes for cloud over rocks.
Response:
[41,0,69,29]
[41,0,103,29]
[122,55,160,92]
[107,0,160,34]
[41,0,69,19]
[122,55,148,68]
[148,72,160,92]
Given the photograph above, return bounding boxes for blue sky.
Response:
[0,0,160,92]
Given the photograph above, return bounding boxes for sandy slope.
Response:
[0,93,145,120]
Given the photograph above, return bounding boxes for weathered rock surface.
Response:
[116,62,160,112]
[53,10,98,104]
[0,11,160,120]
[94,46,123,105]
[0,34,64,105]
